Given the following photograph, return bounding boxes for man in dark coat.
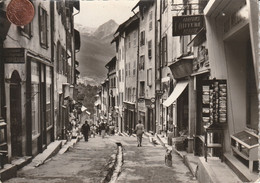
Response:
[81,121,90,141]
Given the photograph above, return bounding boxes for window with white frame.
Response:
[39,5,48,48]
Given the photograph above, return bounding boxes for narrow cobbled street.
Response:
[5,135,197,183]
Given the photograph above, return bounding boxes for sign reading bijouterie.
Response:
[4,48,25,63]
[172,15,204,36]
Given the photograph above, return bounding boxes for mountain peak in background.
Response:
[74,23,96,35]
[76,19,119,86]
[93,19,118,39]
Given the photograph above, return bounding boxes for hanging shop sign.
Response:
[156,90,164,96]
[4,48,25,63]
[172,15,204,36]
[202,79,227,124]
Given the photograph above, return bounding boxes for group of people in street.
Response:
[80,119,145,148]
[80,121,116,141]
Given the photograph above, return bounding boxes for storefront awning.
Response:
[163,80,189,107]
[81,106,87,112]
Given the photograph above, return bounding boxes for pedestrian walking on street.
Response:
[81,121,90,141]
[135,120,144,147]
[100,122,106,139]
[90,124,96,138]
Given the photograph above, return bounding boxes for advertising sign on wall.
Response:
[172,15,204,36]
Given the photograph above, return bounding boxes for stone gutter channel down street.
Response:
[102,142,124,183]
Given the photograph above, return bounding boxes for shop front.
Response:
[28,56,54,156]
[3,49,54,160]
[163,79,190,151]
[145,99,155,133]
[203,0,259,176]
[123,102,135,134]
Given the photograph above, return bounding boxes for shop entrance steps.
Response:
[197,157,241,183]
[224,153,258,182]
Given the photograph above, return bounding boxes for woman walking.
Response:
[135,120,144,147]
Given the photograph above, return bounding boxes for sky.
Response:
[74,0,139,28]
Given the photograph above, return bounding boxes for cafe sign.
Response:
[172,15,204,36]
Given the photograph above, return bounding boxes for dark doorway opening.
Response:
[10,71,22,158]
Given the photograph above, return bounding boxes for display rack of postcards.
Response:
[202,79,227,126]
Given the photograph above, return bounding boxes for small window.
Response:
[139,56,145,70]
[140,31,145,46]
[140,81,145,97]
[128,36,131,48]
[148,40,152,59]
[147,68,152,86]
[114,77,116,88]
[128,88,131,101]
[128,63,131,77]
[133,61,136,76]
[39,6,48,48]
[133,87,136,102]
[125,64,128,77]
[149,11,153,31]
[133,31,137,47]
[62,48,67,75]
[20,22,33,38]
[162,36,168,66]
[119,70,121,82]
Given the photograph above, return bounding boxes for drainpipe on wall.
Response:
[156,0,162,133]
[0,38,5,120]
[154,0,158,134]
[50,0,55,142]
[132,10,139,127]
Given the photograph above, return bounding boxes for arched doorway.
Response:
[10,71,22,157]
